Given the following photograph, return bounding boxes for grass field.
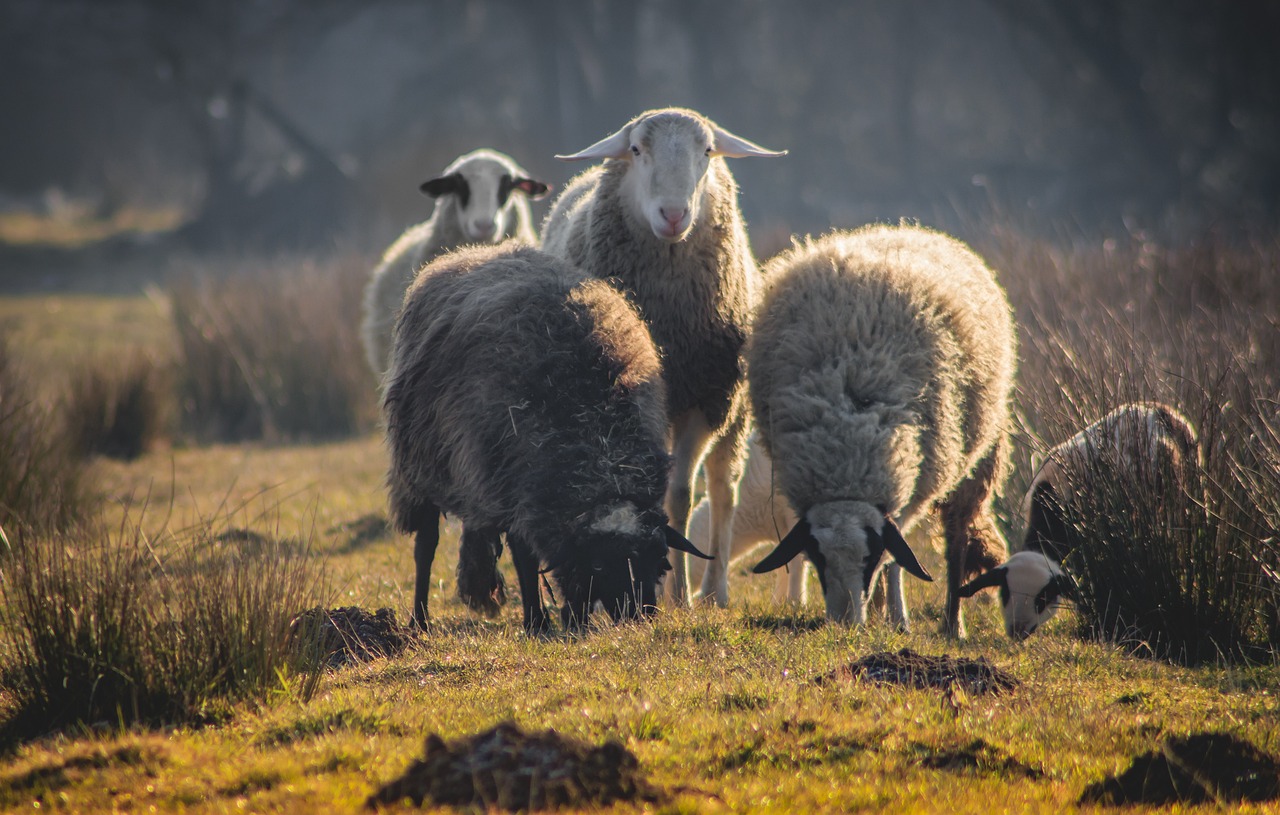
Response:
[0,242,1277,814]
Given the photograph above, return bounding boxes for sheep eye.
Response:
[630,145,641,156]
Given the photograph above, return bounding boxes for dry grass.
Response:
[167,253,378,443]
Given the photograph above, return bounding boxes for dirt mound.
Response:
[1080,732,1280,806]
[817,648,1019,695]
[291,606,414,667]
[366,721,663,811]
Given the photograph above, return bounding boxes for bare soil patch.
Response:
[816,648,1019,695]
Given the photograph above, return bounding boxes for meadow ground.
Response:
[0,250,1277,814]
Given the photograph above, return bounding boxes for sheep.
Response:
[687,432,809,604]
[748,224,1017,638]
[959,402,1198,640]
[361,148,550,378]
[381,241,708,632]
[541,107,786,607]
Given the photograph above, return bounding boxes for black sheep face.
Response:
[555,526,671,630]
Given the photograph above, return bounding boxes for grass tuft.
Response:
[167,253,377,443]
[62,349,171,460]
[0,506,329,748]
[0,333,94,537]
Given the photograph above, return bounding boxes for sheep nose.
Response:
[659,207,687,228]
[471,219,496,240]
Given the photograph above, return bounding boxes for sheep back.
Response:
[748,224,1016,526]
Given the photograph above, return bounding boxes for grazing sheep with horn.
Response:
[749,224,1017,638]
[382,242,708,632]
[542,107,786,607]
[959,402,1198,640]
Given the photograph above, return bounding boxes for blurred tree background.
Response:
[1,0,1277,261]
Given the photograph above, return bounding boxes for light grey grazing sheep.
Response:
[361,148,550,377]
[381,242,708,632]
[749,224,1017,637]
[542,107,786,607]
[960,401,1198,640]
[687,432,808,604]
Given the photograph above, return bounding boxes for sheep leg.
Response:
[938,443,1008,639]
[410,504,442,630]
[884,563,910,632]
[698,412,748,607]
[456,526,507,618]
[507,532,549,635]
[664,411,715,606]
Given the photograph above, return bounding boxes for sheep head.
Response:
[421,148,550,242]
[555,108,785,243]
[753,500,931,624]
[555,501,710,629]
[959,551,1077,641]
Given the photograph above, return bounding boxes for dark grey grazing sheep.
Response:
[382,242,707,632]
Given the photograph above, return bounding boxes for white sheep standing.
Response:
[541,107,786,607]
[687,433,808,605]
[959,401,1199,640]
[749,224,1017,637]
[361,148,550,378]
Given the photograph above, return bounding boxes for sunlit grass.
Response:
[0,206,185,249]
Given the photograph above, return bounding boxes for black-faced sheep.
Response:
[541,107,786,607]
[381,242,707,632]
[748,224,1017,638]
[959,401,1199,640]
[362,148,550,378]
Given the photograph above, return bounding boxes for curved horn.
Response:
[555,125,632,162]
[753,518,814,573]
[958,566,1008,598]
[664,525,713,560]
[880,517,933,582]
[710,125,788,159]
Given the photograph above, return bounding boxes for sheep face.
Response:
[555,108,785,243]
[959,551,1075,641]
[752,500,933,624]
[421,151,549,242]
[553,501,705,629]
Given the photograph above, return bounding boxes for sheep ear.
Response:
[958,567,1008,598]
[555,126,632,161]
[664,526,713,560]
[709,125,788,158]
[511,177,551,199]
[420,172,467,199]
[752,518,813,573]
[879,517,933,582]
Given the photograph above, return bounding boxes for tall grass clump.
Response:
[985,227,1280,665]
[168,253,377,443]
[0,333,93,537]
[0,509,329,746]
[62,350,172,460]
